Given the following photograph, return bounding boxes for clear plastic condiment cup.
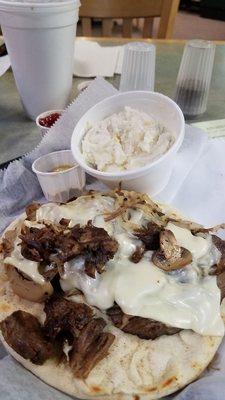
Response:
[32,150,86,203]
[119,42,156,92]
[174,40,216,117]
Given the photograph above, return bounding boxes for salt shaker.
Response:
[174,40,215,117]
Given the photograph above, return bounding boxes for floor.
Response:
[172,11,225,40]
[77,11,225,41]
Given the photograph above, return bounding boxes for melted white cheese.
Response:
[113,232,142,258]
[166,222,210,260]
[36,196,115,228]
[23,220,46,229]
[63,340,73,362]
[61,254,224,336]
[92,214,115,236]
[128,209,144,225]
[4,238,45,285]
[5,198,224,336]
[60,227,224,337]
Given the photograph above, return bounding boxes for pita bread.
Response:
[0,199,224,400]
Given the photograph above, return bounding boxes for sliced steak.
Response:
[134,221,162,251]
[71,222,119,278]
[217,272,225,301]
[107,303,131,328]
[130,246,145,263]
[107,304,180,340]
[42,265,59,282]
[211,235,225,275]
[59,218,71,227]
[44,296,115,379]
[0,297,115,378]
[19,221,118,279]
[25,203,41,221]
[70,318,106,370]
[19,225,58,263]
[210,236,225,300]
[70,318,115,379]
[55,235,81,262]
[0,310,53,364]
[122,316,180,340]
[44,295,93,340]
[20,242,43,262]
[1,229,17,257]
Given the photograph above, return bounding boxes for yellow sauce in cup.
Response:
[52,164,73,173]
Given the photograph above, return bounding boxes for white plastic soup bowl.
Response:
[71,91,185,196]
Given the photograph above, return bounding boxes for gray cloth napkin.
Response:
[0,77,225,400]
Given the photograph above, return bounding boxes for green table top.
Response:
[1,38,225,165]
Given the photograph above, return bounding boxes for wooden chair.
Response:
[79,0,180,38]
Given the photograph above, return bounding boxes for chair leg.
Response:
[122,18,132,38]
[82,18,92,36]
[102,19,113,37]
[158,0,179,38]
[143,17,154,38]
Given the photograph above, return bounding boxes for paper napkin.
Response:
[74,39,123,77]
[155,125,208,205]
[167,137,225,226]
[192,119,225,138]
[0,55,10,77]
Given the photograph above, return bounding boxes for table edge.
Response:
[1,35,225,45]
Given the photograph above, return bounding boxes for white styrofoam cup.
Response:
[0,0,80,120]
